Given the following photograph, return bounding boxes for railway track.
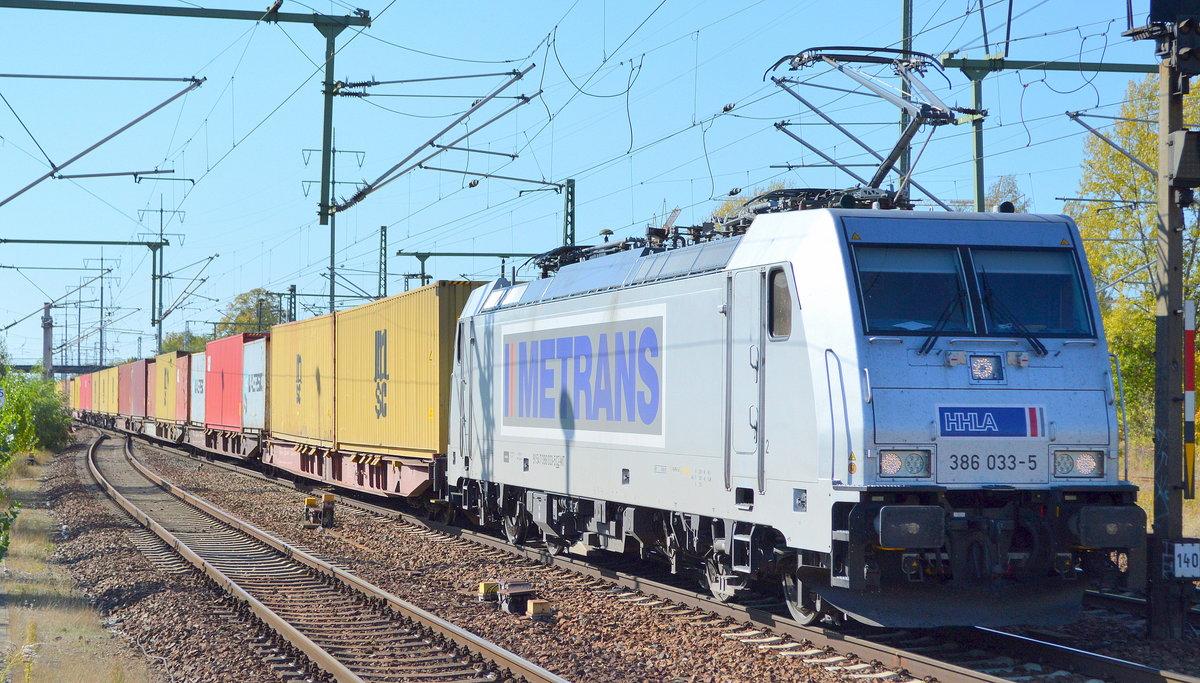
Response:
[116,431,1200,683]
[85,434,566,683]
[1083,588,1200,626]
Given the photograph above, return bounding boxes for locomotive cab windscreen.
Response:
[851,244,1094,340]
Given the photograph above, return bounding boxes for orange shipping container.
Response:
[335,281,480,459]
[268,314,335,446]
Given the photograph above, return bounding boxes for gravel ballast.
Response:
[133,442,893,682]
[45,436,296,683]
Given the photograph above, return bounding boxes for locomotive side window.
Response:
[971,249,1092,336]
[768,268,792,339]
[853,246,972,334]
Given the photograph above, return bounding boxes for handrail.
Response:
[824,349,851,483]
[947,338,1019,345]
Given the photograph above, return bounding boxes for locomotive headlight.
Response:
[969,354,1004,381]
[878,450,932,478]
[1052,450,1104,478]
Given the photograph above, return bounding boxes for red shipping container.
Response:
[118,363,134,415]
[129,359,150,418]
[206,333,266,431]
[115,359,151,417]
[78,373,93,411]
[146,361,156,420]
[175,354,191,423]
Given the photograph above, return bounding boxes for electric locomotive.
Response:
[444,190,1145,627]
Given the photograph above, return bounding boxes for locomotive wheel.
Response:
[432,503,456,526]
[544,536,570,556]
[704,557,748,603]
[781,569,825,626]
[502,505,531,545]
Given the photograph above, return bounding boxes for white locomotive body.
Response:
[445,207,1144,627]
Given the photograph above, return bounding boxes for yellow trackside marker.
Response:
[851,233,862,240]
[848,452,856,461]
[1061,239,1070,245]
[1187,443,1196,498]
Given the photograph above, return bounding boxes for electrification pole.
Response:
[139,196,182,352]
[40,303,52,377]
[563,179,576,246]
[1118,1,1200,638]
[940,57,1156,211]
[1124,4,1200,639]
[304,140,365,313]
[98,254,105,366]
[1148,57,1187,640]
[0,0,370,228]
[898,0,913,186]
[378,225,388,299]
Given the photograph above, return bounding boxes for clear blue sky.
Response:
[0,0,1162,364]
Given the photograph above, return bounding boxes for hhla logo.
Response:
[942,411,999,432]
[374,329,389,418]
[295,355,303,405]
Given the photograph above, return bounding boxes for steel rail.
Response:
[86,435,363,682]
[103,434,567,683]
[115,435,1013,682]
[118,430,1200,683]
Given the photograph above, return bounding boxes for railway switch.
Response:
[497,579,537,615]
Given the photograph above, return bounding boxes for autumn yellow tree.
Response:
[1067,75,1200,440]
[711,181,787,222]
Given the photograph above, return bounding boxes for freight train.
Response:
[65,191,1146,628]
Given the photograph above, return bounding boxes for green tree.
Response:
[1066,75,1200,440]
[213,288,282,337]
[160,330,210,353]
[0,368,71,453]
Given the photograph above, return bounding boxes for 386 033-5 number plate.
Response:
[937,452,1046,484]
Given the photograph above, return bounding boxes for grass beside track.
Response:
[0,446,153,683]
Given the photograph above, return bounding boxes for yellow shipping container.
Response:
[335,281,481,458]
[69,378,78,411]
[97,366,120,415]
[269,313,335,446]
[154,351,186,422]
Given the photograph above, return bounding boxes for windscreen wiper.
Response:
[918,292,963,355]
[981,281,1048,357]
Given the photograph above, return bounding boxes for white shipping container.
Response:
[190,351,206,424]
[243,338,267,431]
